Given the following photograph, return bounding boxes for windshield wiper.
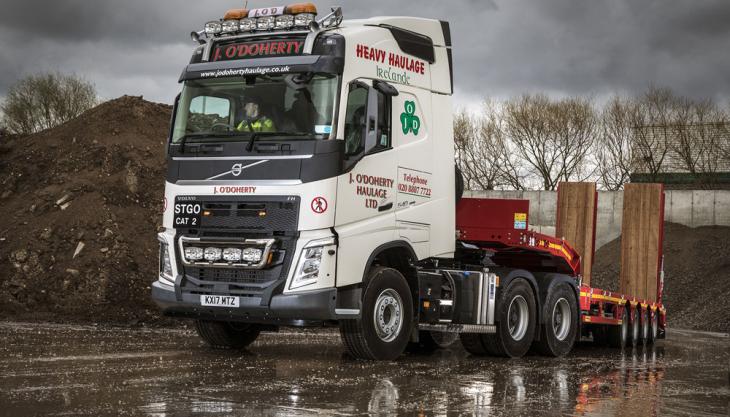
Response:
[245,132,318,152]
[177,132,241,153]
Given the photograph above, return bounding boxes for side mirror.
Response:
[167,93,181,155]
[373,80,399,97]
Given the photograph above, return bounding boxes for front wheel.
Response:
[194,320,261,349]
[339,267,414,360]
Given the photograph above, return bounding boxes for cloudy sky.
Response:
[1,0,729,109]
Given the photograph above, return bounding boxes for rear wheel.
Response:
[462,278,536,358]
[534,283,577,357]
[648,311,658,344]
[194,320,261,349]
[639,308,649,346]
[607,308,629,348]
[627,307,639,348]
[339,267,414,360]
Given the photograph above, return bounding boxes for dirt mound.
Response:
[592,223,730,333]
[0,96,172,325]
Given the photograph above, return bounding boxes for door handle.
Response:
[378,202,393,212]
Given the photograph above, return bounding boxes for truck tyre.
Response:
[534,283,577,357]
[639,308,649,346]
[627,307,639,348]
[484,278,537,358]
[407,331,458,353]
[608,308,629,349]
[194,320,261,349]
[459,333,489,356]
[648,311,658,344]
[339,267,413,360]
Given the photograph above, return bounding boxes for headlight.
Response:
[275,14,294,29]
[290,237,335,290]
[221,20,239,34]
[159,241,173,281]
[204,21,222,36]
[256,16,275,31]
[239,18,256,31]
[204,247,222,262]
[222,247,242,262]
[294,13,315,27]
[184,246,204,261]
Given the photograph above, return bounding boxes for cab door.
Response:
[334,79,398,286]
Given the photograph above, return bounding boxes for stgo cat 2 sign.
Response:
[211,39,305,62]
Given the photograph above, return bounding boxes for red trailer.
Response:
[448,191,665,351]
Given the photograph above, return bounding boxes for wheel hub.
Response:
[373,289,404,343]
[507,295,529,341]
[552,298,571,341]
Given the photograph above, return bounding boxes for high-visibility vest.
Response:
[236,117,276,132]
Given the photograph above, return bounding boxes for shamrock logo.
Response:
[400,100,420,135]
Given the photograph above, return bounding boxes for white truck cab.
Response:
[153,4,457,359]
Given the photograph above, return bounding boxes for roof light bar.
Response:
[192,3,341,42]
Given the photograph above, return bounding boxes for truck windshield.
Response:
[171,73,338,143]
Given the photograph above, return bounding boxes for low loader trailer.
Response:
[152,3,665,360]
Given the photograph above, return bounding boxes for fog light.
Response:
[241,247,263,262]
[184,246,204,261]
[222,247,242,262]
[204,247,222,262]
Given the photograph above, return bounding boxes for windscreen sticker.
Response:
[315,124,332,134]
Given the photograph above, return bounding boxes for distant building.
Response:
[630,122,730,189]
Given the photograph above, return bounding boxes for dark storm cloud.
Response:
[0,0,728,106]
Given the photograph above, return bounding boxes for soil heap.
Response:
[592,223,730,333]
[0,96,171,324]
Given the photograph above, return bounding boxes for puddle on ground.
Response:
[0,323,727,416]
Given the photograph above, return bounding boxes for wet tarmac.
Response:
[0,322,727,417]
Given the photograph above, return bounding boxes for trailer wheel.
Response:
[627,307,639,348]
[639,308,649,346]
[648,311,658,344]
[194,320,261,349]
[339,267,413,360]
[534,284,577,357]
[608,308,629,348]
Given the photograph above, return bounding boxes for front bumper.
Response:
[151,280,345,325]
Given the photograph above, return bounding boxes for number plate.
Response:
[200,295,240,308]
[174,199,201,229]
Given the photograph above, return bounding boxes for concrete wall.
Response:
[464,189,730,249]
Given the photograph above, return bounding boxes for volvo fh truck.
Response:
[153,4,665,360]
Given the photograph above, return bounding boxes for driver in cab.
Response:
[236,95,276,132]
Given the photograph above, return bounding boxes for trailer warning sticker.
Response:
[514,212,527,230]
